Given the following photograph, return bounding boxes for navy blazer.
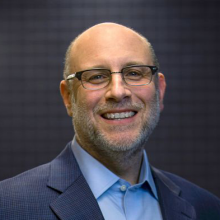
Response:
[0,142,220,220]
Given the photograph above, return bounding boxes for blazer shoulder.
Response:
[162,170,219,198]
[0,162,51,193]
[0,142,73,192]
[159,169,220,219]
[0,143,81,219]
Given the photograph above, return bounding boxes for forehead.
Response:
[70,24,152,71]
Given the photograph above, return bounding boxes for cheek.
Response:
[74,88,102,113]
[134,86,156,104]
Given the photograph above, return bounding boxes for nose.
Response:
[105,73,132,102]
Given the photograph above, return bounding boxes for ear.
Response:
[157,73,166,112]
[60,80,73,117]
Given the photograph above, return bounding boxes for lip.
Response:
[99,108,138,114]
[99,113,137,125]
[99,109,138,125]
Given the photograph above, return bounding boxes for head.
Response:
[60,22,166,161]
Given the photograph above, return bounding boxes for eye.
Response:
[124,69,143,81]
[83,70,110,84]
[89,74,108,83]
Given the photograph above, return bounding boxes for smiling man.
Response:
[60,23,165,188]
[0,23,220,220]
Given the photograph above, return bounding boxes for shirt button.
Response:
[120,185,127,192]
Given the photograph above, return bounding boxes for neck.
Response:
[84,143,144,185]
[103,150,143,185]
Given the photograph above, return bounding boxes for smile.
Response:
[102,111,136,120]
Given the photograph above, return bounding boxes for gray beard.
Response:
[71,90,160,161]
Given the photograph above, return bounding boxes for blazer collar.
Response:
[151,167,196,220]
[47,142,104,220]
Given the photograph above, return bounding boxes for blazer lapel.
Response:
[47,142,104,220]
[152,167,196,220]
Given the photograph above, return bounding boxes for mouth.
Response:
[102,111,137,120]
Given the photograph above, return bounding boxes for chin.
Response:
[95,132,145,153]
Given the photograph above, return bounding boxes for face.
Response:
[61,24,166,158]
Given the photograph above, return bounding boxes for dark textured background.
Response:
[0,0,220,197]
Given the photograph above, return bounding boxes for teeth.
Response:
[104,111,135,120]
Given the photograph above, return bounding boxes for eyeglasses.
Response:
[66,65,158,90]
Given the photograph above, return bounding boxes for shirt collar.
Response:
[71,137,158,200]
[71,137,119,199]
[139,150,159,199]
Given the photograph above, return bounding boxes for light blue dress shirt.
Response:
[71,138,163,220]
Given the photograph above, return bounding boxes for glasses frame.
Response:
[66,65,158,90]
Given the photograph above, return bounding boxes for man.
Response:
[0,22,220,220]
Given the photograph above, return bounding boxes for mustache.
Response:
[93,99,144,114]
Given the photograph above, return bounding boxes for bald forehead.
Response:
[64,22,154,78]
[71,23,150,55]
[76,23,146,42]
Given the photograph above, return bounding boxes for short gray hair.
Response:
[63,40,75,80]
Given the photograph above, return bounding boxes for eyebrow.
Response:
[86,61,147,70]
[124,61,146,66]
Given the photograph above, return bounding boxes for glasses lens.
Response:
[81,69,110,90]
[123,66,152,86]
